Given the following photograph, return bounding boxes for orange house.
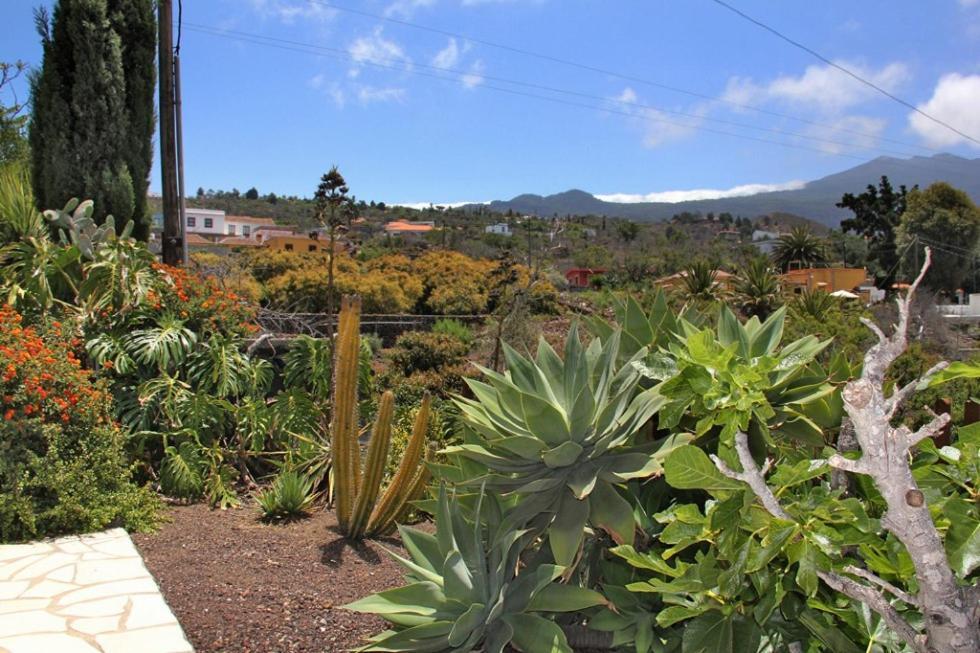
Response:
[781,267,868,294]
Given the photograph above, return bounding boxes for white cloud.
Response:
[595,180,807,204]
[432,38,462,69]
[356,85,407,104]
[385,0,437,17]
[909,73,980,148]
[723,61,910,111]
[348,27,411,77]
[462,60,486,88]
[611,87,707,148]
[392,201,487,209]
[959,0,979,7]
[248,0,336,23]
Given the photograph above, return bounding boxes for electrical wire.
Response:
[709,0,980,147]
[301,0,938,154]
[183,22,932,163]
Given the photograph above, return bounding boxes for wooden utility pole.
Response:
[158,0,182,265]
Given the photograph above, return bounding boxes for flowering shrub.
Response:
[0,306,159,541]
[148,263,257,338]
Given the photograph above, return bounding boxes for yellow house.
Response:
[263,234,342,254]
[781,267,868,294]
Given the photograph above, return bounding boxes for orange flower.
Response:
[4,409,14,420]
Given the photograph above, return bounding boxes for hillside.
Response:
[469,153,980,226]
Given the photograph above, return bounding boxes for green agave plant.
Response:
[447,326,689,567]
[346,485,607,652]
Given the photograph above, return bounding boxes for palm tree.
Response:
[734,257,782,319]
[772,226,827,272]
[790,287,835,322]
[679,260,726,304]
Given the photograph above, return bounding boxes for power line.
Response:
[709,0,980,148]
[183,22,922,162]
[184,22,930,158]
[301,0,937,154]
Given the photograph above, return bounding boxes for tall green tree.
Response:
[0,61,30,166]
[896,182,980,292]
[29,0,156,239]
[837,176,910,287]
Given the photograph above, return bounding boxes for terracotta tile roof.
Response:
[385,220,434,233]
[225,215,277,225]
[185,233,212,245]
[219,236,263,247]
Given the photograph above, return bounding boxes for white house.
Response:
[485,223,513,236]
[183,208,226,237]
[224,215,277,239]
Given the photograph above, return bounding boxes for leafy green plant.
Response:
[389,330,469,376]
[346,485,606,652]
[431,317,473,345]
[449,326,688,566]
[255,470,316,520]
[733,257,782,320]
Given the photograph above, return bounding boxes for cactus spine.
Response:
[331,296,432,539]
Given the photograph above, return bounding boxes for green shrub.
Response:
[0,306,159,542]
[431,317,473,344]
[388,331,469,376]
[254,470,316,521]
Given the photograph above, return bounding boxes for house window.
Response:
[243,225,251,237]
[187,216,196,228]
[284,243,294,251]
[204,218,213,229]
[227,225,236,235]
[308,244,317,252]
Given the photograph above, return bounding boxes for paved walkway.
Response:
[0,528,193,653]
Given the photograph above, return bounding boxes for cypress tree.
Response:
[29,0,155,239]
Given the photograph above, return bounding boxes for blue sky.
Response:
[2,0,980,205]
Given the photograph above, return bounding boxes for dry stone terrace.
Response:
[0,528,193,653]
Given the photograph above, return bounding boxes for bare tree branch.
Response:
[843,565,919,607]
[710,431,790,521]
[886,361,948,418]
[905,412,951,449]
[818,571,926,653]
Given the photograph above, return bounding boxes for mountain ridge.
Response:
[465,154,980,226]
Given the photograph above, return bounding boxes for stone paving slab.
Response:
[0,528,193,653]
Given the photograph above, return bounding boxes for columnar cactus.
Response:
[332,295,432,539]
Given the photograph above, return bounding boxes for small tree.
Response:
[245,187,259,200]
[710,249,980,653]
[896,182,980,292]
[0,61,29,166]
[838,176,910,287]
[313,166,348,337]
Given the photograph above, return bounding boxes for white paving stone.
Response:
[57,578,159,606]
[96,624,193,653]
[73,558,147,586]
[0,633,101,653]
[71,616,124,636]
[0,580,29,600]
[0,599,49,615]
[21,579,78,599]
[0,611,66,637]
[0,543,51,562]
[125,594,178,630]
[53,596,129,618]
[0,529,193,652]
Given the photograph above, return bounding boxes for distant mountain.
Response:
[468,154,980,226]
